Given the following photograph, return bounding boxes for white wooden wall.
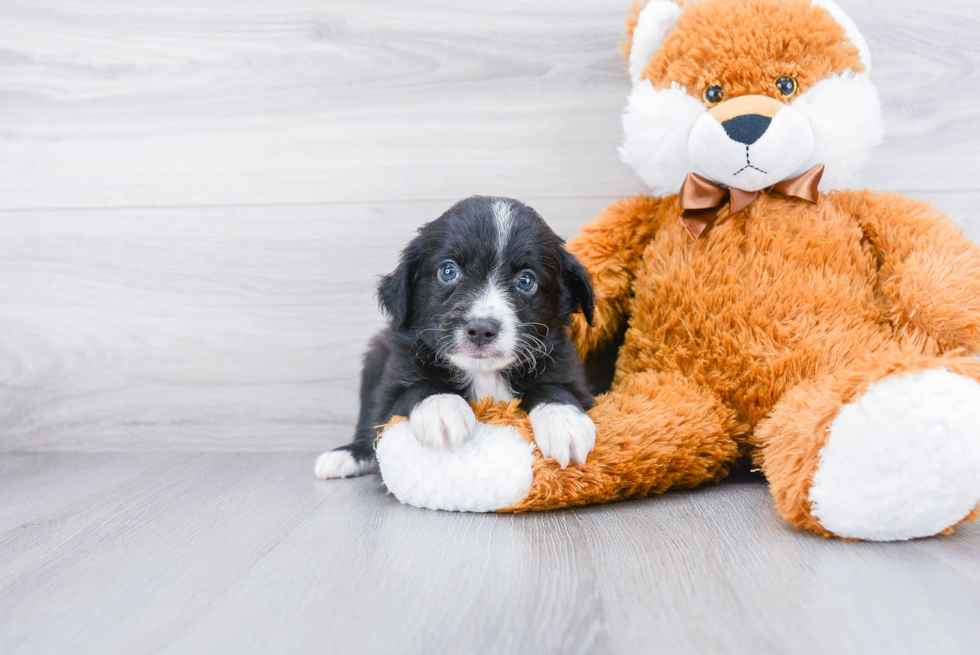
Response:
[1,0,978,451]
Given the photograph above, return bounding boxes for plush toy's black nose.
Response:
[465,319,500,346]
[722,113,772,145]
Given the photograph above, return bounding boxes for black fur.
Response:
[333,196,596,468]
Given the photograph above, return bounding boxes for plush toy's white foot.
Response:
[528,403,596,468]
[314,450,376,479]
[809,368,980,541]
[409,394,477,451]
[376,420,535,512]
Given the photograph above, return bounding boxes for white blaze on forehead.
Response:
[491,198,514,258]
[469,274,511,319]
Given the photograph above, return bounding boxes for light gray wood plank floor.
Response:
[2,453,979,655]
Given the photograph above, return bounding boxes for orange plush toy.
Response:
[375,0,980,541]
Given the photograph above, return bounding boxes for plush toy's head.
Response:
[620,0,883,194]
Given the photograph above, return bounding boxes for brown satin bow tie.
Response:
[678,164,825,239]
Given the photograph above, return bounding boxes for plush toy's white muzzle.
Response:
[688,95,815,192]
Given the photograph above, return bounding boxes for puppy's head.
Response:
[379,196,594,373]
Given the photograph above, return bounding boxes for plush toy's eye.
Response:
[702,85,725,106]
[775,76,798,98]
[516,271,537,293]
[438,260,459,283]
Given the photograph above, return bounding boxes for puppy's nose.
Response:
[721,114,771,145]
[465,319,500,346]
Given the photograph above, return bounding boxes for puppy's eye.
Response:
[516,271,537,293]
[702,85,725,106]
[775,76,797,98]
[438,261,459,283]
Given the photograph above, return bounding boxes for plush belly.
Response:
[617,194,895,424]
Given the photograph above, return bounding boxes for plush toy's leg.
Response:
[756,351,980,540]
[503,370,745,511]
[375,405,538,513]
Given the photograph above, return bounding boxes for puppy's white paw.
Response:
[314,450,374,479]
[529,403,596,468]
[409,394,478,451]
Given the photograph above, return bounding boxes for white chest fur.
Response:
[466,371,514,403]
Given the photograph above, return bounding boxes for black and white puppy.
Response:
[315,196,596,479]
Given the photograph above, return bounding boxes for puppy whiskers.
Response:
[512,330,554,377]
[517,321,551,338]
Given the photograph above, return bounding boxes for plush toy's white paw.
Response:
[529,403,596,468]
[409,394,477,451]
[314,450,375,479]
[376,420,536,512]
[809,368,980,541]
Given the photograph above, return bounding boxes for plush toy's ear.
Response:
[377,239,423,330]
[810,0,872,72]
[559,248,596,326]
[626,0,684,84]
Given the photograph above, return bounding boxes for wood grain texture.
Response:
[0,453,978,654]
[0,0,979,210]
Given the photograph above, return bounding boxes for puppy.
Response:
[315,196,596,479]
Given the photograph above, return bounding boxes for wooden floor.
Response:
[2,453,979,655]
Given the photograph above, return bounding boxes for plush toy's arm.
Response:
[565,195,663,361]
[833,190,980,352]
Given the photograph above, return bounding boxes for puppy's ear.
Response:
[559,248,596,326]
[377,240,423,330]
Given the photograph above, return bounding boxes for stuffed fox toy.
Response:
[375,0,980,541]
